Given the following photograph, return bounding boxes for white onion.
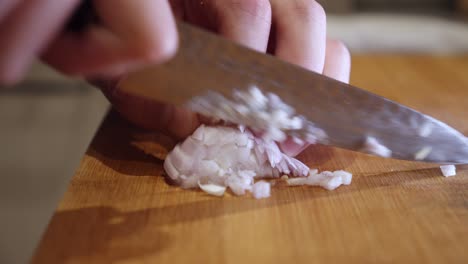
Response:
[414,146,432,160]
[322,176,343,191]
[187,86,327,143]
[164,125,316,196]
[252,181,271,199]
[286,170,353,190]
[333,170,353,185]
[440,165,456,177]
[286,177,308,186]
[361,136,392,158]
[164,125,353,197]
[198,181,227,196]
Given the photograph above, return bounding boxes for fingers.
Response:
[97,0,350,146]
[279,39,350,156]
[95,78,200,140]
[323,39,351,83]
[184,0,272,52]
[268,1,350,157]
[0,0,21,21]
[103,0,274,139]
[0,0,80,84]
[214,0,272,52]
[268,0,327,156]
[274,46,350,157]
[168,0,185,19]
[42,0,178,78]
[72,0,180,138]
[269,0,327,72]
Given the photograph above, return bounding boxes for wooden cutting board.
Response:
[32,55,468,264]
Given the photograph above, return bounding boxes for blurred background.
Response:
[1,0,468,263]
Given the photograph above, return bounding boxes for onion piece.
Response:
[322,176,343,190]
[286,170,353,190]
[333,170,353,185]
[440,165,456,177]
[414,146,432,160]
[418,122,433,137]
[198,181,227,196]
[361,136,392,158]
[286,177,308,186]
[187,86,327,143]
[252,181,271,199]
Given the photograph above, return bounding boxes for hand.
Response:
[101,0,351,156]
[0,0,351,157]
[0,0,177,83]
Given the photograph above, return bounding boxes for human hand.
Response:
[0,0,177,83]
[100,0,351,156]
[0,0,350,157]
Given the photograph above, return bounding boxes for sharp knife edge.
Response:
[118,22,468,164]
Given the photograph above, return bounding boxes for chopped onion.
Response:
[286,177,308,186]
[286,170,353,190]
[322,176,343,191]
[333,170,353,185]
[361,136,392,158]
[198,181,227,196]
[164,125,319,196]
[252,181,271,199]
[309,169,319,175]
[414,146,432,160]
[440,165,456,177]
[165,85,356,199]
[187,86,327,143]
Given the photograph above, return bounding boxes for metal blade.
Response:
[118,22,468,164]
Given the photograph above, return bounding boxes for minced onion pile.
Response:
[163,86,456,199]
[163,86,352,199]
[164,125,352,199]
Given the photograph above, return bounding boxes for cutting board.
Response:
[32,55,468,264]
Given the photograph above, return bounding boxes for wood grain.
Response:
[32,55,468,264]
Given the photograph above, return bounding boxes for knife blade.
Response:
[117,21,468,164]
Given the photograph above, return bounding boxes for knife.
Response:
[66,1,468,164]
[116,22,468,164]
[114,22,468,164]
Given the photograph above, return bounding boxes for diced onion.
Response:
[198,181,227,196]
[187,86,327,143]
[286,177,308,186]
[333,170,353,185]
[440,165,456,177]
[361,136,392,158]
[414,146,432,160]
[252,181,271,199]
[163,82,360,199]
